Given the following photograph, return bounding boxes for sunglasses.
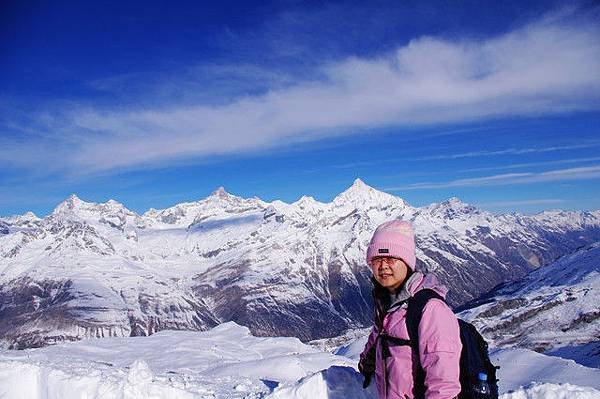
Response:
[370,257,400,267]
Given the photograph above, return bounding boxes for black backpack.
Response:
[405,289,499,399]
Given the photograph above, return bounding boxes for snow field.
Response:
[1,322,599,398]
[500,383,600,399]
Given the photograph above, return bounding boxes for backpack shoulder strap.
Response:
[406,289,445,399]
[406,288,445,345]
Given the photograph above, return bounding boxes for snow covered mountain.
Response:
[1,179,600,348]
[459,242,600,361]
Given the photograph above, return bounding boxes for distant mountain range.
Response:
[1,179,599,348]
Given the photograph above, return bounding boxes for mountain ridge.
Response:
[1,180,599,348]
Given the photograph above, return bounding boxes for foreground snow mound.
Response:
[268,366,376,399]
[501,382,600,399]
[0,359,196,399]
[264,344,600,399]
[0,322,354,399]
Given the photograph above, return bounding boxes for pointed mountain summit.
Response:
[438,197,479,215]
[22,211,40,220]
[293,195,324,209]
[203,186,266,209]
[204,186,253,205]
[210,186,231,199]
[288,195,326,218]
[443,197,476,210]
[333,178,374,201]
[419,197,483,224]
[445,197,469,206]
[332,178,408,208]
[52,194,88,215]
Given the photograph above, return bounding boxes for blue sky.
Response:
[1,0,600,217]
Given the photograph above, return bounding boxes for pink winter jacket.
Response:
[359,272,462,399]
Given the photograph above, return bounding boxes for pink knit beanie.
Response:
[366,220,416,270]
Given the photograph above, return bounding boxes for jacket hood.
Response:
[405,272,449,298]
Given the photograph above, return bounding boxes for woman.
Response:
[359,220,462,399]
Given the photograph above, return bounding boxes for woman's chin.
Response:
[378,279,401,291]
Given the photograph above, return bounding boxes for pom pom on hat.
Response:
[366,220,416,270]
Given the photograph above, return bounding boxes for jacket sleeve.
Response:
[418,299,462,399]
[358,326,378,374]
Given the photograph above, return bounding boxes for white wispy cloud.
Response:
[387,165,600,190]
[462,156,600,173]
[3,11,600,175]
[478,199,565,207]
[414,142,600,161]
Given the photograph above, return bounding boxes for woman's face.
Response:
[370,257,409,293]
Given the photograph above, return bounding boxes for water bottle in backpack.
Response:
[473,372,491,398]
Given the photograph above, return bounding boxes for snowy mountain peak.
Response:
[66,194,84,206]
[50,195,137,227]
[52,194,89,215]
[418,197,483,225]
[435,197,479,214]
[100,199,136,216]
[204,186,251,205]
[333,179,407,208]
[350,178,368,189]
[445,197,474,209]
[1,211,40,224]
[22,211,39,220]
[211,186,230,199]
[288,196,326,217]
[105,199,122,207]
[297,195,315,203]
[293,195,323,208]
[335,179,376,200]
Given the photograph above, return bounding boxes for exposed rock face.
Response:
[0,222,8,235]
[1,180,600,348]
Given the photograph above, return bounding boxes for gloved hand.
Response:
[360,370,373,388]
[358,353,375,389]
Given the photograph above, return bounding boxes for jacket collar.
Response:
[387,272,422,312]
